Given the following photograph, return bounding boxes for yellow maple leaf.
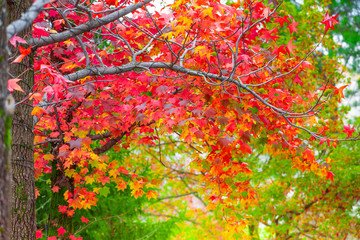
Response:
[74,130,87,138]
[130,180,145,190]
[43,154,54,161]
[116,179,127,191]
[65,169,76,177]
[85,175,95,185]
[162,32,173,40]
[109,169,118,178]
[202,7,214,19]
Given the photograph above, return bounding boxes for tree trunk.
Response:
[0,0,11,238]
[248,220,260,240]
[7,0,36,239]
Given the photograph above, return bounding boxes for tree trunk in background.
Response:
[0,0,11,238]
[7,0,36,239]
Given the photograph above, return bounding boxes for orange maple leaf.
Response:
[31,106,46,119]
[67,209,75,217]
[334,85,348,102]
[35,188,40,199]
[146,190,158,200]
[131,189,144,199]
[57,227,66,237]
[12,46,31,63]
[116,180,127,191]
[29,92,43,103]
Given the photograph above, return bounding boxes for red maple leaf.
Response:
[271,45,287,56]
[262,28,279,42]
[286,39,297,56]
[274,15,290,27]
[319,138,331,147]
[35,229,43,239]
[58,205,68,214]
[326,171,334,181]
[316,125,329,136]
[321,12,339,33]
[57,226,66,236]
[69,235,83,240]
[293,73,303,85]
[287,20,299,34]
[343,124,355,138]
[51,186,60,193]
[81,216,90,223]
[9,34,27,47]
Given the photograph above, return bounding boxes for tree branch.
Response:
[6,0,49,40]
[28,0,152,47]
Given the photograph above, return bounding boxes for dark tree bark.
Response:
[7,0,36,239]
[0,0,11,239]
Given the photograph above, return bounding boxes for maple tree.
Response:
[3,0,360,239]
[155,1,360,238]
